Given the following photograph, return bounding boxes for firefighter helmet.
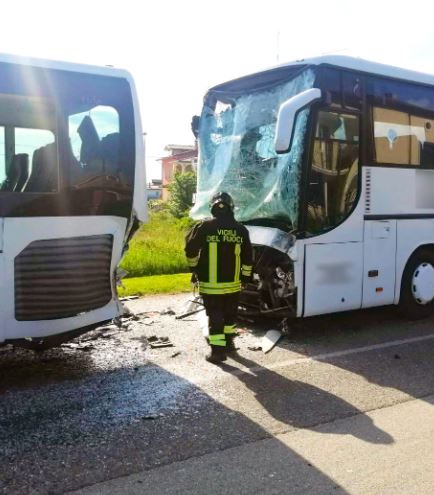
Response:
[209,192,234,213]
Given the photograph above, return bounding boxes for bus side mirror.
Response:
[274,88,322,154]
[191,115,200,139]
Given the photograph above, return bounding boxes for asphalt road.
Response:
[2,294,434,494]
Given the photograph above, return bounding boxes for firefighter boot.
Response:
[205,345,227,364]
[226,334,238,353]
[224,325,237,353]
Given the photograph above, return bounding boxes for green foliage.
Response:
[167,171,197,218]
[118,273,192,296]
[148,199,168,212]
[120,210,195,277]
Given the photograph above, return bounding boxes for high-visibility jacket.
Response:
[185,214,253,295]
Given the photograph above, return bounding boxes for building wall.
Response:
[147,188,162,200]
[161,148,197,201]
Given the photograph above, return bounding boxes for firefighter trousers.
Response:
[201,293,239,348]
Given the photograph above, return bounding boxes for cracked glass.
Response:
[191,68,315,230]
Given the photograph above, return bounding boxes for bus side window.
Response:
[68,105,120,183]
[306,110,360,234]
[0,95,59,194]
[372,108,434,168]
[16,128,57,193]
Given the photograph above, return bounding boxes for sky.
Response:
[2,0,434,180]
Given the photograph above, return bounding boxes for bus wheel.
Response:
[400,250,434,319]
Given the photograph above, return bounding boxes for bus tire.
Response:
[399,249,434,320]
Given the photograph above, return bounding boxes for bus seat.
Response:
[24,143,58,192]
[78,115,101,164]
[1,153,29,192]
[14,154,29,191]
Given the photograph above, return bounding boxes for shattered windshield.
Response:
[191,68,315,229]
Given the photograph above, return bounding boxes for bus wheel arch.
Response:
[399,245,434,319]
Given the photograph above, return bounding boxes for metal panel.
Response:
[246,226,295,254]
[362,221,397,308]
[14,235,113,321]
[304,242,363,316]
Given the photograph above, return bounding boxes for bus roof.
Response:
[0,52,132,80]
[275,55,434,87]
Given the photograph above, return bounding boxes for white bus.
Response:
[0,54,146,348]
[191,56,434,321]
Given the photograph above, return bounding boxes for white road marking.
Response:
[232,332,434,377]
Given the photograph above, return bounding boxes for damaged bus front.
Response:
[0,54,146,349]
[194,56,434,321]
[191,64,320,318]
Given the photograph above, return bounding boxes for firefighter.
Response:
[185,192,253,363]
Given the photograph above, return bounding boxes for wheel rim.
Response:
[411,262,434,305]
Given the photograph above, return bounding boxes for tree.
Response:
[167,171,197,218]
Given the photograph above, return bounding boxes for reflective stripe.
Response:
[234,244,241,282]
[200,281,241,289]
[199,281,241,294]
[224,325,236,335]
[209,334,226,347]
[200,286,241,295]
[242,263,252,277]
[187,255,199,267]
[209,242,217,283]
[242,264,252,273]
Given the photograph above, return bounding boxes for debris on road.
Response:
[171,351,181,358]
[160,307,176,316]
[280,318,292,336]
[138,319,155,326]
[148,336,174,348]
[61,342,94,352]
[176,296,204,320]
[120,295,139,301]
[141,413,165,420]
[261,329,282,353]
[247,345,262,352]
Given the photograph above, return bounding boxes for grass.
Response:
[118,209,196,296]
[120,210,194,278]
[117,273,192,297]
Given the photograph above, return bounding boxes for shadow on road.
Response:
[0,358,351,495]
[3,305,431,494]
[269,307,434,429]
[221,354,394,445]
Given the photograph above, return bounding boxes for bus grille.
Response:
[15,235,114,321]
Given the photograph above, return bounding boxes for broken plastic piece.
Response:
[148,336,174,348]
[261,329,282,353]
[176,296,204,319]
